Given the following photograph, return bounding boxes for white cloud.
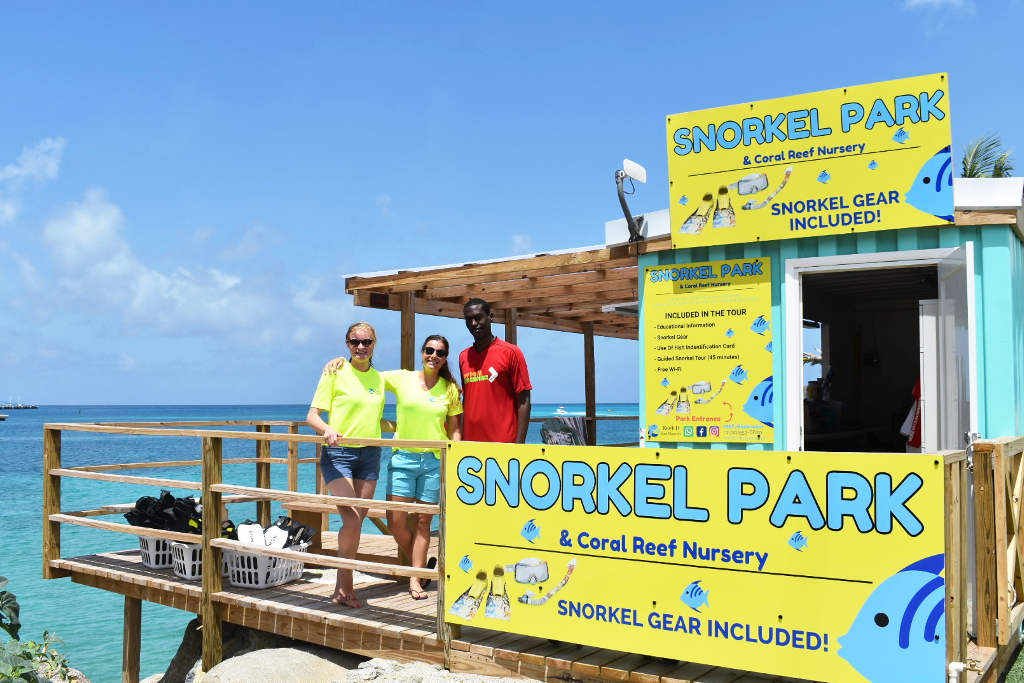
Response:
[221,223,279,260]
[119,353,137,371]
[42,190,276,338]
[292,277,355,328]
[0,241,40,291]
[376,193,393,217]
[292,326,313,345]
[0,198,19,224]
[511,233,532,255]
[0,137,66,185]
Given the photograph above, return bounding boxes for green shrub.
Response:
[0,578,72,682]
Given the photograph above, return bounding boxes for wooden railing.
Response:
[41,420,454,674]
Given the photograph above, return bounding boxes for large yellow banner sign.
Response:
[444,444,946,683]
[666,73,953,249]
[643,258,773,443]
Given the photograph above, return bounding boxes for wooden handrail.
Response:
[210,483,439,515]
[209,538,437,580]
[48,514,202,543]
[50,468,202,490]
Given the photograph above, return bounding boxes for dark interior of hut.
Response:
[801,265,938,452]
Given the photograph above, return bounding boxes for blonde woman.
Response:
[306,322,384,608]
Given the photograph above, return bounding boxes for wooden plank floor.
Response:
[50,533,820,682]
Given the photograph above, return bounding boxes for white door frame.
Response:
[784,246,978,451]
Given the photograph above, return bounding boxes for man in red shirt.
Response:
[459,298,532,442]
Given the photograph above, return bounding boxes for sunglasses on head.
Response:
[347,338,375,347]
[422,347,448,358]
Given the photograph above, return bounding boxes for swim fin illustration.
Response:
[680,193,714,234]
[712,186,735,228]
[484,566,511,620]
[449,570,488,620]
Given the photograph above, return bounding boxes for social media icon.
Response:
[696,426,708,437]
[683,426,694,437]
[710,426,720,437]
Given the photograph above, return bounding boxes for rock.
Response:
[348,658,532,682]
[203,648,350,682]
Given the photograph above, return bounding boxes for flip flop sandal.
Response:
[448,570,488,620]
[680,193,714,234]
[420,556,438,590]
[484,566,511,621]
[712,186,736,228]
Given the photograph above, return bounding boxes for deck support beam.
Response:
[504,307,518,346]
[122,595,141,683]
[201,436,225,672]
[287,423,299,493]
[583,322,596,446]
[401,292,416,370]
[43,428,69,578]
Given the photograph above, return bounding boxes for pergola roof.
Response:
[345,237,670,340]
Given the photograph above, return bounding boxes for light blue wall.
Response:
[639,224,1024,450]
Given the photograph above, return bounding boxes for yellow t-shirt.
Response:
[384,370,463,455]
[310,364,385,439]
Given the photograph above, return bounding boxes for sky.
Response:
[0,0,1017,405]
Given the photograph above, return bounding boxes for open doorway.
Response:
[800,267,937,452]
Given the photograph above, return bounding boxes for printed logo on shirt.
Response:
[463,371,493,385]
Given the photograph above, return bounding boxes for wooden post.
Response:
[201,436,224,673]
[993,441,1011,644]
[944,457,965,665]
[504,307,518,346]
[256,425,271,526]
[437,445,458,661]
[974,443,998,647]
[122,596,141,683]
[42,428,68,579]
[401,291,416,370]
[287,423,299,493]
[583,322,596,446]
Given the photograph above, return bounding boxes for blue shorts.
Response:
[320,445,382,483]
[387,450,441,503]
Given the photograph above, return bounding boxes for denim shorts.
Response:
[320,445,382,483]
[386,450,441,503]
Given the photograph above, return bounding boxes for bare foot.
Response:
[330,591,363,608]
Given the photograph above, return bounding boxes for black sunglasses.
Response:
[422,347,448,358]
[347,338,375,347]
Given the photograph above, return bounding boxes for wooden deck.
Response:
[50,533,818,682]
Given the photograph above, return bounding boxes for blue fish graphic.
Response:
[750,315,770,335]
[660,377,670,387]
[681,580,710,612]
[789,531,808,551]
[521,519,540,543]
[817,170,830,184]
[647,424,659,439]
[893,128,910,144]
[728,365,748,384]
[839,555,945,683]
[765,341,773,353]
[868,160,879,170]
[458,555,473,572]
[678,195,689,205]
[905,145,954,222]
[725,328,734,338]
[743,377,774,427]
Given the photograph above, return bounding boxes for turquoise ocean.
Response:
[0,403,638,682]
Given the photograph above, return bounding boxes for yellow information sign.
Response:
[643,257,773,443]
[666,73,953,249]
[444,443,946,683]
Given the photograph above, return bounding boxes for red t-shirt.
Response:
[459,338,532,442]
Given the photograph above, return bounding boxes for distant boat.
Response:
[0,414,7,421]
[554,406,568,415]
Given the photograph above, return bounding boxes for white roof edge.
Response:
[954,177,1024,210]
[344,243,609,280]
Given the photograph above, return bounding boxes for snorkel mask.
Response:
[505,558,549,584]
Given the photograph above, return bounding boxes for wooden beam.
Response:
[944,458,965,665]
[953,208,1016,226]
[583,322,596,446]
[256,425,271,526]
[122,596,141,683]
[504,307,518,346]
[401,291,415,370]
[43,428,67,579]
[974,443,998,647]
[425,267,636,300]
[201,436,224,673]
[287,424,299,493]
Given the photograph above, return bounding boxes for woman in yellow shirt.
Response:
[306,322,385,608]
[384,335,463,599]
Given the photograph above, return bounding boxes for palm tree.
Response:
[961,133,1015,178]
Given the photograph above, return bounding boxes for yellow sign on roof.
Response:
[666,73,953,249]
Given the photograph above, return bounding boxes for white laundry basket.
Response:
[138,536,173,569]
[223,542,308,589]
[169,541,228,580]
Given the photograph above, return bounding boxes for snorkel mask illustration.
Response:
[505,558,549,584]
